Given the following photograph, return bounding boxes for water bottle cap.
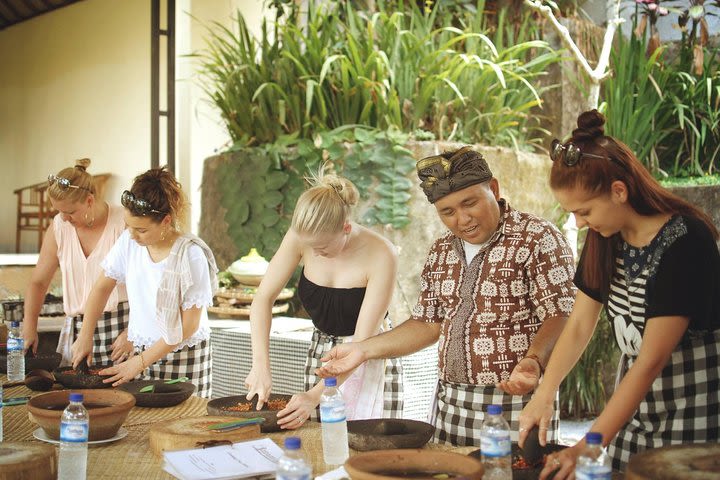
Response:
[10,320,19,328]
[284,436,301,450]
[324,377,337,387]
[487,404,502,415]
[586,432,603,444]
[69,393,84,403]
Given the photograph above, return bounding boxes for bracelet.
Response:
[523,353,545,374]
[138,351,147,370]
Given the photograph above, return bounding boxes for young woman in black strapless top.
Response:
[245,165,404,429]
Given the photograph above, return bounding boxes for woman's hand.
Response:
[244,365,273,409]
[518,391,556,448]
[540,442,583,480]
[71,334,95,369]
[109,330,135,363]
[496,357,541,395]
[100,355,144,387]
[22,326,39,355]
[276,391,317,430]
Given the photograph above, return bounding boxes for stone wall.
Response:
[200,141,556,323]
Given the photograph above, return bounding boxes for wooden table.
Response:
[1,376,464,479]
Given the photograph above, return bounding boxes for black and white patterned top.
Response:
[575,214,720,471]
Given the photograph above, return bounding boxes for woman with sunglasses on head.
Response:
[245,165,403,429]
[70,167,218,397]
[517,110,720,478]
[22,158,132,367]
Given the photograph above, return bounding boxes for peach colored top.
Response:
[54,204,128,316]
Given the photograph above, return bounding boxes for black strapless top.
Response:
[297,269,366,337]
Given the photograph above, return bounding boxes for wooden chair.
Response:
[14,173,112,253]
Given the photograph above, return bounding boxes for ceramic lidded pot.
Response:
[227,248,269,286]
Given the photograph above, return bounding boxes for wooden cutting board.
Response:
[626,443,720,480]
[148,415,262,457]
[0,443,56,480]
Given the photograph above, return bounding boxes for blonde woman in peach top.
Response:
[22,158,132,366]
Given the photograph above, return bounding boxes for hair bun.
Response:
[75,158,91,171]
[572,109,606,141]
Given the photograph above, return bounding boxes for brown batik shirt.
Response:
[410,200,576,385]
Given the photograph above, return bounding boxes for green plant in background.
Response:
[664,56,720,176]
[603,0,720,179]
[601,19,674,174]
[560,308,620,418]
[192,0,560,238]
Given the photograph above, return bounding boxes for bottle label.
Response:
[480,433,511,457]
[60,422,89,443]
[576,467,611,480]
[7,338,23,352]
[319,404,346,423]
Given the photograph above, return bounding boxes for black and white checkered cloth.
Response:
[73,301,130,366]
[432,380,559,447]
[142,339,212,398]
[608,329,720,471]
[304,327,404,420]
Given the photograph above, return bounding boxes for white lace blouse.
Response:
[101,230,212,350]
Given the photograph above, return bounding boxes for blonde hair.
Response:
[48,158,95,203]
[291,164,359,235]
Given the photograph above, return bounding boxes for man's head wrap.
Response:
[416,146,493,203]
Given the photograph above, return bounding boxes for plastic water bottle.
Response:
[575,432,612,480]
[276,436,312,480]
[58,393,89,480]
[319,377,349,465]
[7,321,25,382]
[480,404,512,480]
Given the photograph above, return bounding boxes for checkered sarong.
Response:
[432,380,559,447]
[142,339,212,398]
[304,326,404,420]
[608,329,720,471]
[72,301,130,366]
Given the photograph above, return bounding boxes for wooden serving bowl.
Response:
[344,449,484,480]
[27,389,135,441]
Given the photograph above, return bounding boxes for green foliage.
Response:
[662,47,720,177]
[560,309,620,418]
[601,2,720,178]
[601,31,674,174]
[192,0,559,149]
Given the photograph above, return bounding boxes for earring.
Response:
[160,229,166,241]
[84,210,95,228]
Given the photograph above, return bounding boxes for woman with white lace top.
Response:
[70,167,218,397]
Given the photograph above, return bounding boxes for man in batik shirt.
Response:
[317,146,576,446]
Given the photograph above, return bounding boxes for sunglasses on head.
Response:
[550,139,607,167]
[48,174,91,192]
[121,190,167,216]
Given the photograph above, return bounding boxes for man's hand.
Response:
[71,334,94,369]
[109,330,135,363]
[496,356,541,396]
[316,343,366,378]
